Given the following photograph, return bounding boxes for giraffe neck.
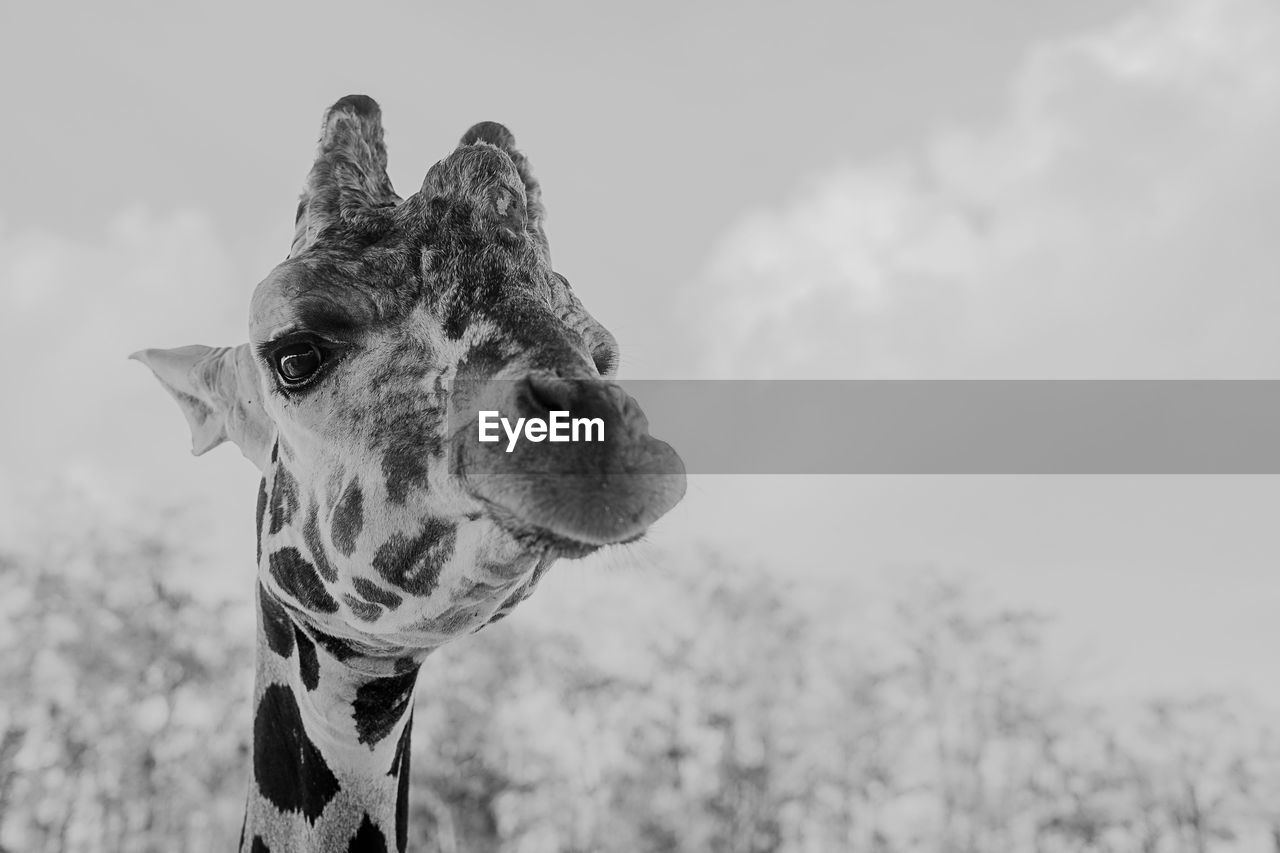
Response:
[241,582,421,853]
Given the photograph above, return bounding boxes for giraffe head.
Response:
[134,95,685,651]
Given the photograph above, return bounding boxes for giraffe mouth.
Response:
[462,463,686,558]
[474,491,654,560]
[450,374,687,552]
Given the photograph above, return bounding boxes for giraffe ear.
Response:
[130,344,275,470]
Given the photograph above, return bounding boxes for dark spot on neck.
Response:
[255,479,268,564]
[352,668,419,747]
[371,519,457,596]
[295,626,319,691]
[308,626,361,662]
[389,712,409,778]
[253,683,340,824]
[258,582,295,659]
[331,479,365,556]
[391,716,412,853]
[303,501,339,582]
[346,813,389,853]
[269,547,339,614]
[393,655,422,675]
[251,835,270,853]
[268,466,300,535]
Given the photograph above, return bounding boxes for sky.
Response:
[2,0,1278,704]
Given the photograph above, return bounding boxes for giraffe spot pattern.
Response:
[492,555,553,617]
[347,813,389,853]
[253,684,341,824]
[251,837,269,853]
[174,102,591,850]
[352,667,419,747]
[259,582,295,659]
[325,469,344,510]
[343,593,382,622]
[370,519,457,597]
[230,108,607,849]
[480,559,552,630]
[331,479,364,556]
[303,501,339,583]
[455,337,509,379]
[269,547,339,614]
[485,585,532,628]
[295,626,319,691]
[268,466,300,535]
[456,576,511,603]
[432,214,549,343]
[423,603,486,635]
[379,443,431,505]
[373,376,444,504]
[393,656,420,675]
[255,479,267,564]
[390,715,412,853]
[352,576,403,610]
[310,626,361,662]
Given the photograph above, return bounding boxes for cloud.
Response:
[0,208,258,576]
[694,0,1280,378]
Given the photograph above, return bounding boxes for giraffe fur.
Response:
[134,94,685,851]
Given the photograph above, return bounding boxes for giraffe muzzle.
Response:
[450,373,686,551]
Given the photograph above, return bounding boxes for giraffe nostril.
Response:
[520,372,574,416]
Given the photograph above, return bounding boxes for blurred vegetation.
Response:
[2,521,1279,852]
[0,521,251,853]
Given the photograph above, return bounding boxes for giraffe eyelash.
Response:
[258,334,348,393]
[592,346,617,376]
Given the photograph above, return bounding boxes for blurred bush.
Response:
[0,522,251,853]
[2,518,1279,853]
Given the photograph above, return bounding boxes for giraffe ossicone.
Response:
[133,94,685,853]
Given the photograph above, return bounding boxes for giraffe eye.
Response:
[273,341,324,386]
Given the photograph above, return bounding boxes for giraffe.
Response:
[132,95,685,853]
